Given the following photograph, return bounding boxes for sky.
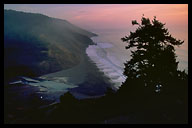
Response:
[4,4,188,71]
[4,4,188,38]
[4,4,188,30]
[4,4,188,49]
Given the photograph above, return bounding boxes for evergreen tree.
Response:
[121,16,185,92]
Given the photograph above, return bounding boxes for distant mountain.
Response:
[4,9,97,82]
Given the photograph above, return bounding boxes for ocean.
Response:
[86,28,188,88]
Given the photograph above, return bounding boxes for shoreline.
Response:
[7,34,127,101]
[6,34,113,100]
[4,34,113,123]
[86,36,126,90]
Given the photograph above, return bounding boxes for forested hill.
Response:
[4,9,97,82]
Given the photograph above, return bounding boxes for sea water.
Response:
[86,29,188,89]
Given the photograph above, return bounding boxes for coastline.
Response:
[39,34,113,99]
[5,34,113,101]
[4,34,114,123]
[6,34,126,101]
[86,36,126,90]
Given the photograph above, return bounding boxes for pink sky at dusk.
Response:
[4,4,188,55]
[4,4,188,45]
[65,4,188,51]
[4,4,188,30]
[66,4,188,31]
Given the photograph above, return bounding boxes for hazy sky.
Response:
[4,4,187,28]
[4,4,188,48]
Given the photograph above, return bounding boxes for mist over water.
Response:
[86,29,130,89]
[4,4,188,72]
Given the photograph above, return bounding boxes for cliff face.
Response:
[4,10,97,81]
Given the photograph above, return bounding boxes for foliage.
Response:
[121,16,185,91]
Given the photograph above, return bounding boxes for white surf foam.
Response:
[86,37,126,89]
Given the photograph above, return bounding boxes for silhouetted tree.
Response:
[121,16,185,92]
[60,92,77,105]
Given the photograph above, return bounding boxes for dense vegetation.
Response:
[45,16,187,124]
[121,16,187,92]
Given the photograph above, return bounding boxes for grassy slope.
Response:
[4,9,96,82]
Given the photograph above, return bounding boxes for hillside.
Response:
[4,9,97,82]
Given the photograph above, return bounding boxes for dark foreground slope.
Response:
[4,9,96,82]
[7,77,187,124]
